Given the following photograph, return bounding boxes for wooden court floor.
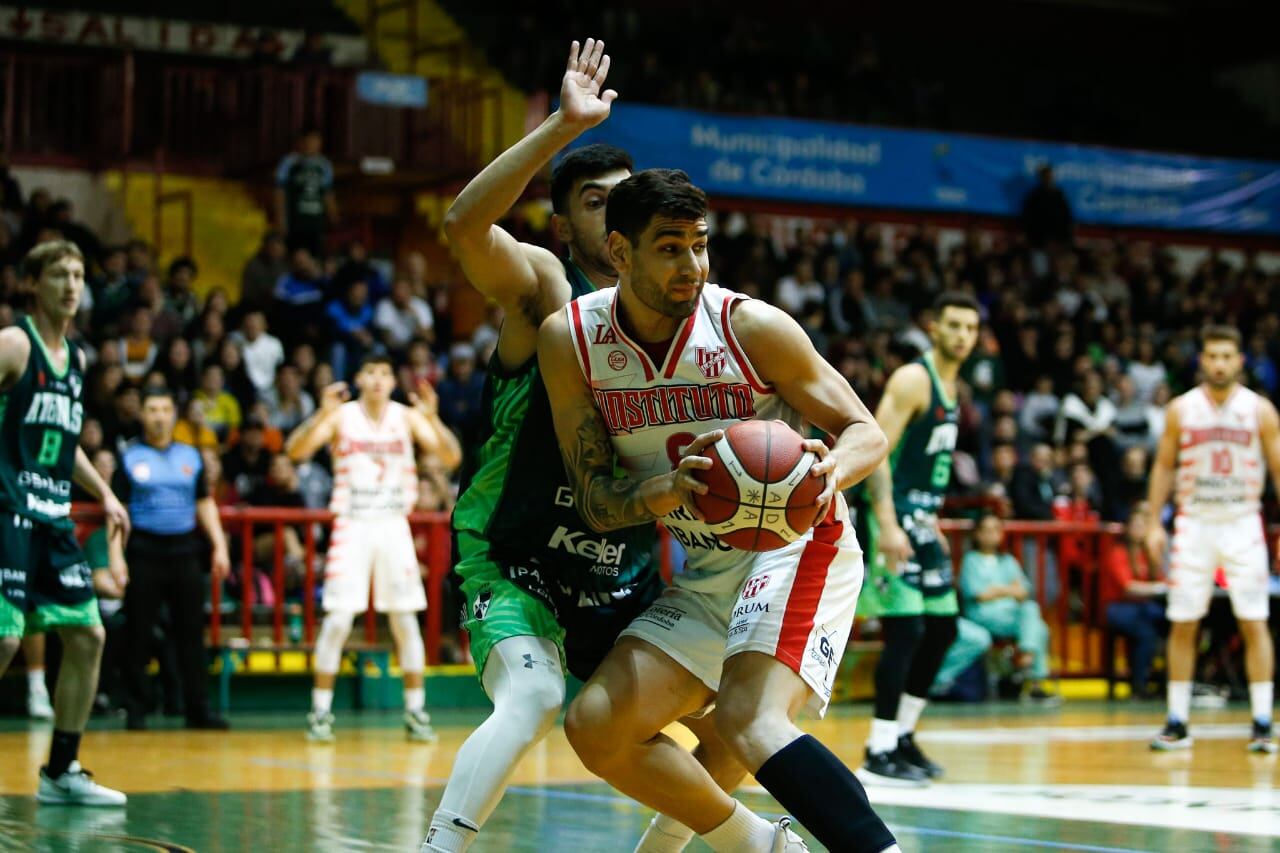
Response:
[0,702,1276,852]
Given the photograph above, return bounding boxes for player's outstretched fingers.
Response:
[802,438,837,510]
[683,429,724,457]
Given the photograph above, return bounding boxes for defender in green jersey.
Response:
[857,292,980,788]
[426,40,748,853]
[0,241,131,806]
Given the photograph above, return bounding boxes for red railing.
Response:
[1,47,498,179]
[71,505,1270,679]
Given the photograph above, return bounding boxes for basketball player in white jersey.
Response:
[1146,326,1277,753]
[286,354,461,742]
[540,170,900,852]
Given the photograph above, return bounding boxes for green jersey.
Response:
[452,259,654,610]
[0,315,85,529]
[890,353,958,517]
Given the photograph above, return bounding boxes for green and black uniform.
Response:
[452,259,659,682]
[859,353,959,618]
[0,315,99,636]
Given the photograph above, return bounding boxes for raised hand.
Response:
[559,38,618,129]
[410,378,439,418]
[319,381,350,415]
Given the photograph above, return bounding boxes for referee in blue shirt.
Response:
[114,388,230,731]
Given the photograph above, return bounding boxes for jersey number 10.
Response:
[1210,448,1232,476]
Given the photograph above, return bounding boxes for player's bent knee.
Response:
[564,688,627,771]
[61,623,105,658]
[713,695,791,771]
[505,674,563,740]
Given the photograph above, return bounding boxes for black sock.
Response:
[47,729,81,778]
[755,734,896,853]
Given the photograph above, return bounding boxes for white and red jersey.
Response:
[1173,384,1264,522]
[329,400,418,520]
[567,283,810,593]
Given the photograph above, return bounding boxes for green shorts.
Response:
[857,510,958,619]
[456,531,567,688]
[0,512,101,637]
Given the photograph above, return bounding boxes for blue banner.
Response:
[569,104,1280,235]
[356,72,428,108]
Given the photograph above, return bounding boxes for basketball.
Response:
[692,419,825,552]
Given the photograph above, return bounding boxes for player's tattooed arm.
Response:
[538,308,705,532]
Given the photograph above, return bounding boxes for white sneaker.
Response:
[28,690,54,720]
[770,817,809,852]
[306,710,336,743]
[405,709,438,743]
[37,762,126,806]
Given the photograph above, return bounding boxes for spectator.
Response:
[195,363,242,442]
[399,339,441,396]
[1055,370,1117,447]
[48,199,102,265]
[335,240,389,304]
[222,415,272,499]
[326,279,379,380]
[274,128,337,257]
[173,397,219,452]
[240,231,289,314]
[164,257,201,328]
[1101,506,1167,699]
[955,514,1058,702]
[828,268,873,338]
[437,342,485,462]
[133,274,184,346]
[191,309,226,374]
[262,364,316,433]
[273,247,327,346]
[115,388,229,730]
[103,385,143,453]
[1021,163,1073,251]
[1246,333,1278,395]
[245,454,308,590]
[1107,445,1149,522]
[118,307,158,382]
[124,238,154,284]
[1127,338,1166,403]
[217,338,258,415]
[157,337,198,404]
[290,30,333,66]
[774,257,825,316]
[1010,443,1059,520]
[244,401,284,454]
[1111,375,1153,451]
[230,310,285,396]
[91,246,134,336]
[374,276,435,354]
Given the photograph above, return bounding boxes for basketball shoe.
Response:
[770,817,809,852]
[896,733,944,779]
[1150,720,1192,750]
[306,710,336,743]
[856,748,929,787]
[28,689,53,721]
[37,762,126,806]
[1247,720,1276,754]
[405,708,438,742]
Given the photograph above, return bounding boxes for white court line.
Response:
[918,722,1256,745]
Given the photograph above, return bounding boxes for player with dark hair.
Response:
[0,240,131,805]
[856,291,981,786]
[540,167,899,852]
[1147,324,1277,752]
[286,353,460,743]
[423,40,759,853]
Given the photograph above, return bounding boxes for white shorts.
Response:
[620,517,863,717]
[322,516,426,614]
[1167,513,1270,622]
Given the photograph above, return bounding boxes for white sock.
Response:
[868,717,898,755]
[700,802,774,853]
[1167,681,1191,724]
[27,669,48,697]
[897,694,927,735]
[312,688,334,714]
[635,813,695,853]
[423,809,478,852]
[1249,682,1273,726]
[405,687,426,713]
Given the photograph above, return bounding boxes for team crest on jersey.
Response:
[695,346,727,379]
[742,574,771,599]
[608,350,628,371]
[69,374,81,399]
[593,325,619,345]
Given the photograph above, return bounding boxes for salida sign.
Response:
[0,6,366,64]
